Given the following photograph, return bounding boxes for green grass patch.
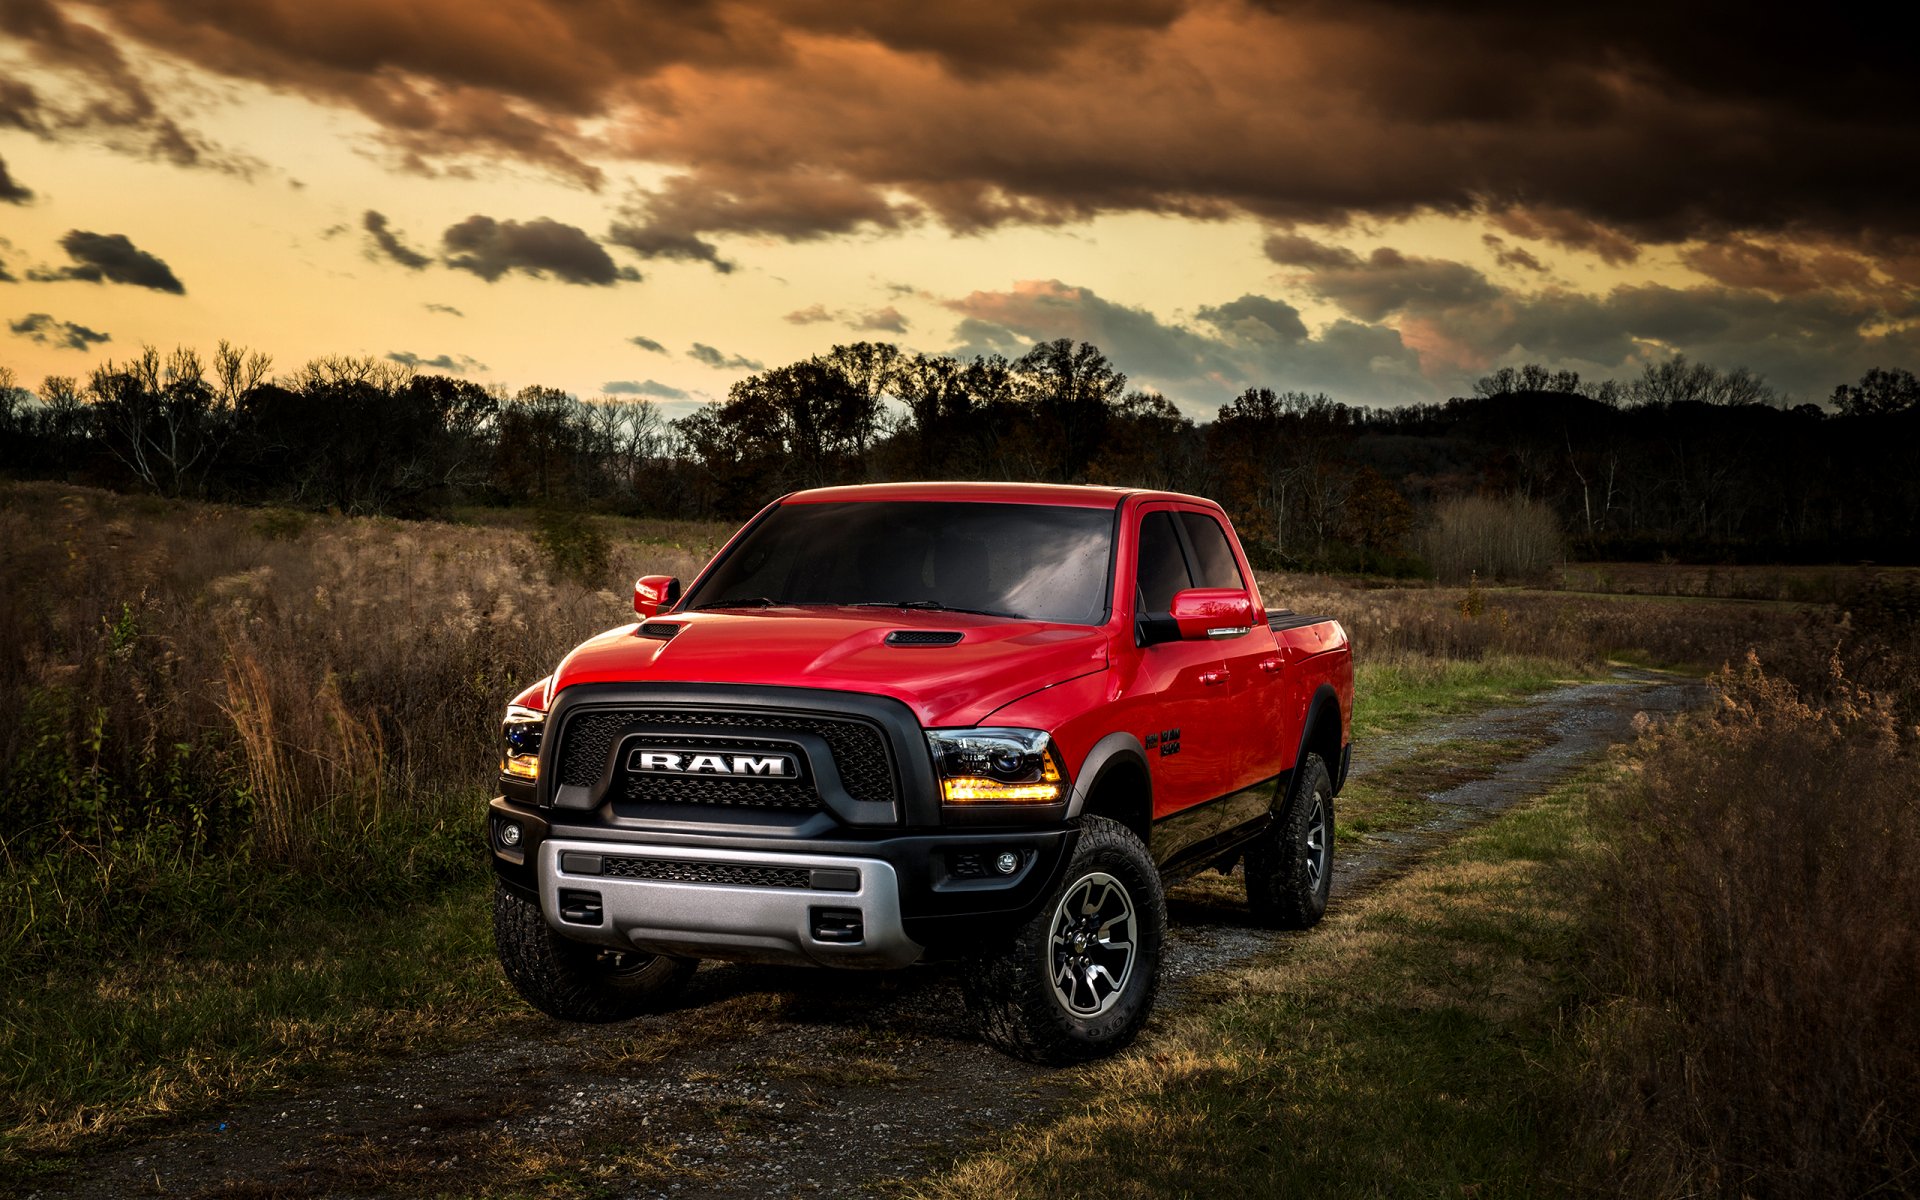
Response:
[1355,654,1592,742]
[910,764,1614,1200]
[0,879,512,1174]
[1338,731,1557,839]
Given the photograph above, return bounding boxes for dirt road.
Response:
[30,669,1703,1200]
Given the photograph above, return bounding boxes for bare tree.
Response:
[87,344,227,496]
[213,339,272,408]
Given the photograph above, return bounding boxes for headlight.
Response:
[927,728,1065,804]
[501,704,545,781]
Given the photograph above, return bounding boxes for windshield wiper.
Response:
[854,600,1022,619]
[696,596,783,609]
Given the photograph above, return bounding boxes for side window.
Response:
[1178,512,1246,590]
[1136,511,1192,613]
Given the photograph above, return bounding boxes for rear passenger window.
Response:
[1136,511,1191,613]
[1178,513,1246,590]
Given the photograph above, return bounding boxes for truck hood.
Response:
[549,607,1111,728]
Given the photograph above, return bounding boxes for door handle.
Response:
[1258,657,1283,674]
[1200,669,1230,686]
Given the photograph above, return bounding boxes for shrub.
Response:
[533,507,612,586]
[252,508,311,542]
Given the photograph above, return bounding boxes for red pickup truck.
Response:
[488,482,1353,1063]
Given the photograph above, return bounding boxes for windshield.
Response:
[685,501,1116,625]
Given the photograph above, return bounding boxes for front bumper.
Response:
[539,836,920,968]
[490,797,1078,965]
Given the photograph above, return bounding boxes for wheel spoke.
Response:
[1082,880,1112,917]
[1304,792,1329,888]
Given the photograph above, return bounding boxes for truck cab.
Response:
[489,482,1353,1063]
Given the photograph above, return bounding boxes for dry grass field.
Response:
[1554,559,1919,603]
[2,480,1915,1196]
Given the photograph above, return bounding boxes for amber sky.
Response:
[1,1,1913,417]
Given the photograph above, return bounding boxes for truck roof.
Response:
[782,481,1220,509]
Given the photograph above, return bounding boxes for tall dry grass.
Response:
[1260,571,1809,675]
[0,482,713,964]
[1574,616,1920,1197]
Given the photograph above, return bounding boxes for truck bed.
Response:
[1266,608,1337,632]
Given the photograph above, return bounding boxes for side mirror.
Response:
[1169,588,1255,641]
[633,574,682,618]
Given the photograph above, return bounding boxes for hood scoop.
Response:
[637,622,683,639]
[885,629,964,647]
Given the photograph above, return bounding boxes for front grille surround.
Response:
[536,683,938,826]
[553,705,899,817]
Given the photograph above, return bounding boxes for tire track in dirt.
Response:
[29,670,1705,1200]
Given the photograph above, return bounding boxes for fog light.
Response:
[994,851,1020,875]
[499,821,522,848]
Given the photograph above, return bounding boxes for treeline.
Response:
[4,341,1919,567]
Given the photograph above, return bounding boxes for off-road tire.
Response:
[962,816,1165,1065]
[492,882,696,1022]
[1245,751,1334,929]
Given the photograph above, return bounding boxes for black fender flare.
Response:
[1291,683,1347,797]
[1065,731,1153,825]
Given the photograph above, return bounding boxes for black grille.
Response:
[948,851,987,879]
[601,855,812,889]
[885,629,964,646]
[556,708,896,809]
[622,771,821,812]
[637,622,682,639]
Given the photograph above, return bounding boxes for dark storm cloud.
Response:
[851,306,908,333]
[608,171,912,269]
[29,231,185,293]
[1262,233,1359,269]
[1,0,257,175]
[603,379,688,399]
[687,343,763,371]
[0,79,44,133]
[0,155,32,203]
[605,220,735,274]
[440,215,638,285]
[785,303,910,332]
[1195,295,1308,344]
[9,311,110,350]
[1489,207,1640,266]
[1676,237,1882,297]
[628,334,668,354]
[1287,248,1502,322]
[1481,235,1546,274]
[364,210,432,269]
[13,0,1919,258]
[386,350,486,373]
